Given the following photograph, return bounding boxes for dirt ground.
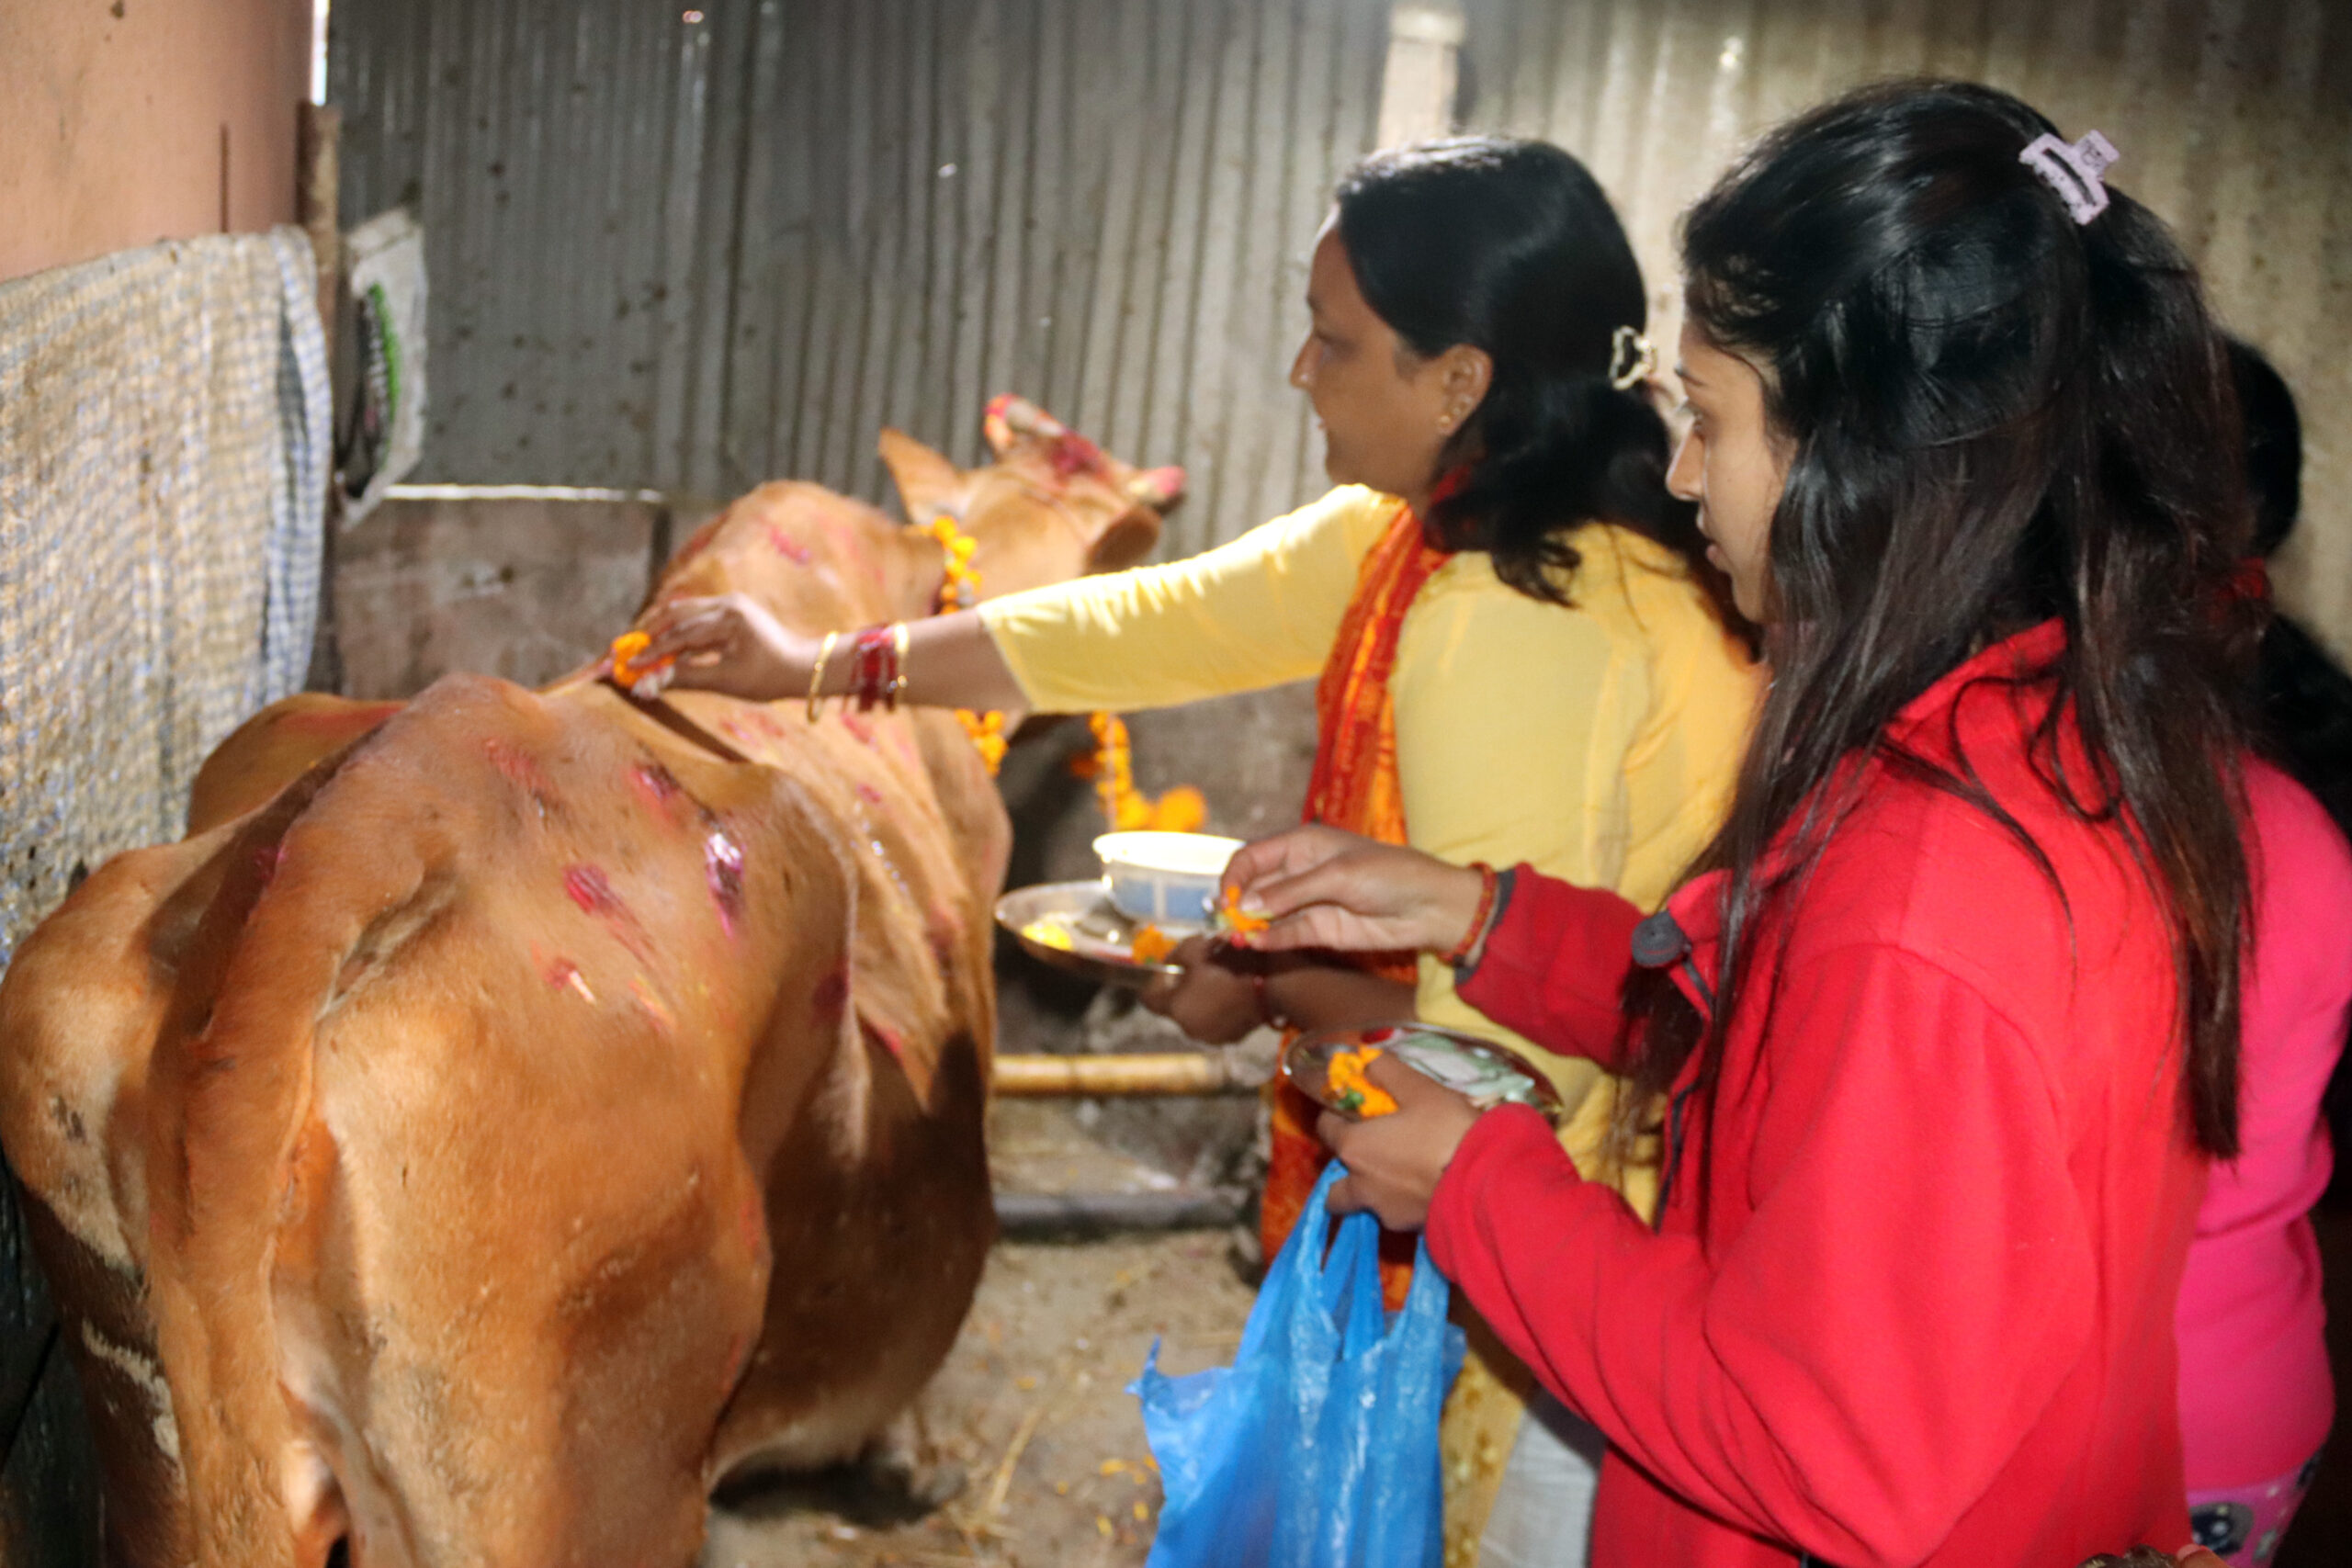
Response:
[700,1099,1261,1568]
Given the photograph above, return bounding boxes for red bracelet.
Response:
[1439,862,1499,968]
[847,623,910,712]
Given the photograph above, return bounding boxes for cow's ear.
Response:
[878,429,967,525]
[1087,508,1162,572]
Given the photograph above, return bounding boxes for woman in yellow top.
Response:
[638,137,1758,1567]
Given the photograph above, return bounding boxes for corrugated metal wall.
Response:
[331,0,1387,562]
[334,0,2350,649]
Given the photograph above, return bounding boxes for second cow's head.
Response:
[878,394,1185,602]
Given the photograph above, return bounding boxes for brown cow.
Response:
[0,396,1181,1568]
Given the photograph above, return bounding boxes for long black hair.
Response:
[2230,339,2352,1177]
[2233,339,2352,839]
[1334,136,1711,607]
[1625,81,2255,1162]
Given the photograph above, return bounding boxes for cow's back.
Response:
[6,668,1002,1568]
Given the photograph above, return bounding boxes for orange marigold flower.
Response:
[1130,924,1178,964]
[608,630,673,687]
[1328,1045,1397,1117]
[1219,885,1270,937]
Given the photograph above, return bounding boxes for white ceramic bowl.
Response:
[1093,831,1244,927]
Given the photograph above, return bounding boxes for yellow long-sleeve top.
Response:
[981,485,1760,1174]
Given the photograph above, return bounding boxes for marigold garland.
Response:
[925,513,1008,773]
[956,708,1007,774]
[927,514,983,612]
[1077,713,1206,832]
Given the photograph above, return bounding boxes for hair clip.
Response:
[2018,130,2120,225]
[1609,325,1657,390]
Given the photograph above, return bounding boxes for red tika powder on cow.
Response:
[564,863,621,917]
[704,830,746,937]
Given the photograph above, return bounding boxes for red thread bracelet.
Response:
[847,623,909,712]
[1440,862,1498,968]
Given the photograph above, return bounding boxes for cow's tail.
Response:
[142,726,440,1568]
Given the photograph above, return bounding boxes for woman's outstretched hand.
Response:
[1318,1053,1482,1231]
[1221,825,1488,956]
[624,593,812,702]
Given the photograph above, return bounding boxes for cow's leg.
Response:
[19,1197,188,1568]
[710,1026,994,1487]
[854,1409,967,1511]
[0,831,246,1568]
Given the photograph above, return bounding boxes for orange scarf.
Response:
[1303,504,1452,875]
[1261,502,1450,1277]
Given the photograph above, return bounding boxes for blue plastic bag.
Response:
[1131,1163,1465,1568]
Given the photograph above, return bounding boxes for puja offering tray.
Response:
[995,880,1189,987]
[1283,1022,1566,1125]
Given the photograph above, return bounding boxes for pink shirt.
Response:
[2177,759,2352,1487]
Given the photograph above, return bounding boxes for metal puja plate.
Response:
[994,880,1190,986]
[1283,1021,1566,1124]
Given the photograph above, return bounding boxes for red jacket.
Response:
[1436,623,2201,1568]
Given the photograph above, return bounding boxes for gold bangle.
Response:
[889,621,911,709]
[807,630,840,722]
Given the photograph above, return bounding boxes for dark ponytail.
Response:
[2229,338,2352,1177]
[1334,137,1709,606]
[2231,338,2352,839]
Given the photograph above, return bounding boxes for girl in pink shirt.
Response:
[2177,344,2352,1563]
[2180,760,2352,1562]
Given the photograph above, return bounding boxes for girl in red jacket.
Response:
[1225,82,2256,1568]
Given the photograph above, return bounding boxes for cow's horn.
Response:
[1124,466,1186,512]
[996,396,1068,440]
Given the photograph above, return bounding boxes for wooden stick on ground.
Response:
[990,1052,1261,1098]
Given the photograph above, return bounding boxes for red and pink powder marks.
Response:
[704,829,746,938]
[1044,431,1105,479]
[562,862,653,961]
[533,946,599,1005]
[813,512,888,592]
[812,963,850,1026]
[481,739,547,794]
[862,1017,908,1063]
[482,738,560,821]
[925,897,967,975]
[628,761,686,816]
[532,946,684,1036]
[628,975,676,1033]
[763,524,813,566]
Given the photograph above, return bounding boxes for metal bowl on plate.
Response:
[1092,830,1243,926]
